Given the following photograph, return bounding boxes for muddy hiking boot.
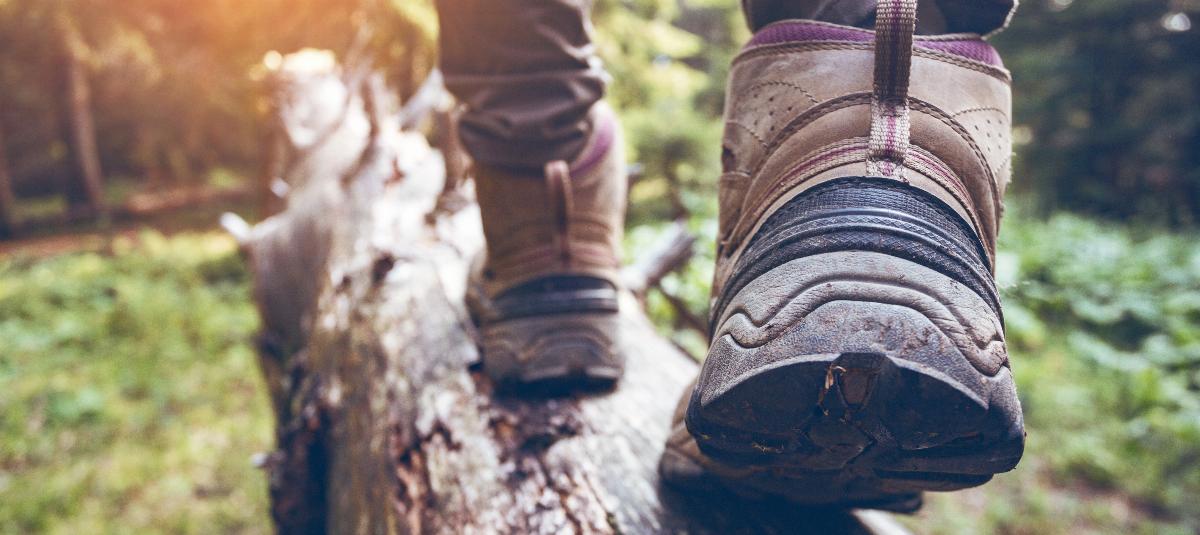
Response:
[661,0,1025,511]
[468,103,627,390]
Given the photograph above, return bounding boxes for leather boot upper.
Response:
[474,103,627,298]
[714,17,1012,300]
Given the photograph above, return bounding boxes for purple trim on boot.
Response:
[917,40,1002,66]
[569,109,616,176]
[749,21,875,45]
[747,21,1002,67]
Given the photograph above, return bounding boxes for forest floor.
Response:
[1,211,1198,534]
[0,231,271,534]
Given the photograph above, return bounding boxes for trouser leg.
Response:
[740,0,1017,35]
[434,0,605,172]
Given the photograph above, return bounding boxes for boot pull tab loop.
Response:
[867,0,918,179]
[544,160,574,267]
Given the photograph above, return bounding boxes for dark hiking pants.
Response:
[434,0,1016,171]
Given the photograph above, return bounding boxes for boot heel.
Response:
[481,312,622,390]
[687,250,1024,504]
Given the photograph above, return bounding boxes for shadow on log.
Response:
[229,52,912,534]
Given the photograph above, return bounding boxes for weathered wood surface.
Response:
[234,54,912,535]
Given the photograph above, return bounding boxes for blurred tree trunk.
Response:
[56,8,107,221]
[0,109,16,238]
[134,125,168,192]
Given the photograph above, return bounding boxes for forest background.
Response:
[2,0,1200,533]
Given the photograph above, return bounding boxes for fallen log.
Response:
[234,52,911,534]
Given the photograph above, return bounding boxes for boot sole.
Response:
[481,312,622,392]
[686,251,1024,507]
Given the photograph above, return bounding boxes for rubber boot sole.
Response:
[481,312,622,392]
[685,251,1024,508]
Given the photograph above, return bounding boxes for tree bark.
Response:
[237,54,910,535]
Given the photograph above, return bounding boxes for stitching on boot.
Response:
[732,140,872,254]
[753,93,873,176]
[908,99,1003,239]
[744,80,822,105]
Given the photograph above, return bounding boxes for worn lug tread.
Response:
[686,348,1023,506]
[688,248,1024,508]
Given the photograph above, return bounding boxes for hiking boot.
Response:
[468,103,627,389]
[661,1,1025,509]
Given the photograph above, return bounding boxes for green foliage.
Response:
[599,0,744,356]
[995,0,1200,223]
[0,232,271,534]
[595,0,743,227]
[997,210,1200,522]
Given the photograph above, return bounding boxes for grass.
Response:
[0,231,272,535]
[2,210,1199,533]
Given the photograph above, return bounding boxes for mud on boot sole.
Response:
[686,251,1024,506]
